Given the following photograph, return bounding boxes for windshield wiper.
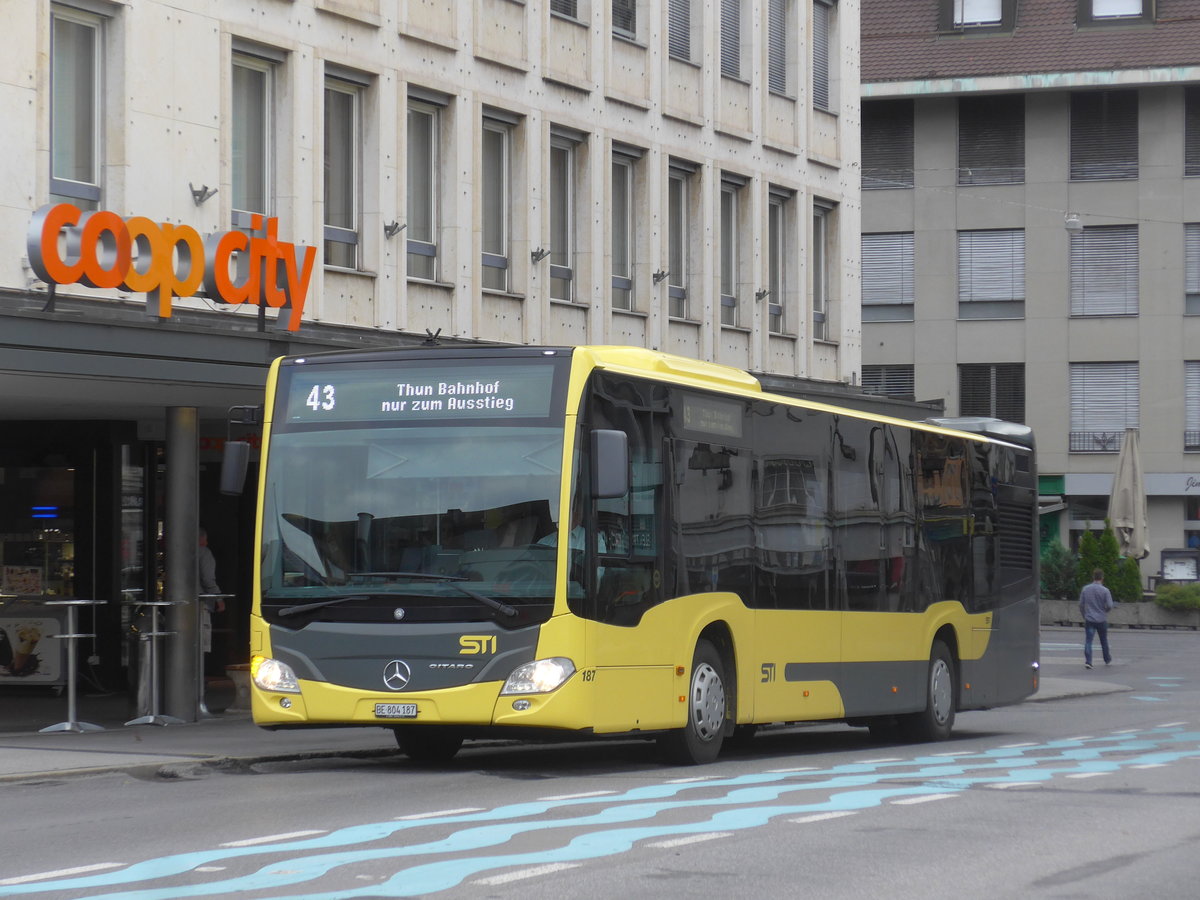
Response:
[456,585,518,619]
[349,571,468,582]
[278,594,378,618]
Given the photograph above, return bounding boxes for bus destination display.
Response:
[283,362,557,423]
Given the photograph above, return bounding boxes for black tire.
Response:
[393,726,464,763]
[866,716,904,743]
[658,640,729,765]
[900,640,956,742]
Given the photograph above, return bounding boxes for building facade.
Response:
[0,1,860,715]
[859,0,1200,584]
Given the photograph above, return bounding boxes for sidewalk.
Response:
[0,675,1128,783]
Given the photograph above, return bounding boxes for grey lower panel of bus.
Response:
[268,622,540,694]
[782,595,1039,719]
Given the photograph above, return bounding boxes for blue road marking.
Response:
[7,726,1199,899]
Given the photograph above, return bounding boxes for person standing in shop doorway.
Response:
[198,528,224,659]
[1079,568,1114,669]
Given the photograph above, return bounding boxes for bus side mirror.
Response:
[591,429,629,499]
[220,441,252,496]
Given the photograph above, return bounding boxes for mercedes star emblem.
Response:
[383,659,412,691]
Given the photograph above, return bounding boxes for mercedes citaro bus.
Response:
[233,345,1039,764]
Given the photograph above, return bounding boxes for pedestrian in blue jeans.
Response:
[1079,568,1114,669]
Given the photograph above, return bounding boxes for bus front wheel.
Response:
[658,640,728,765]
[901,640,956,742]
[393,725,464,763]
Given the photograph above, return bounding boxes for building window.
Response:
[232,52,274,219]
[767,0,790,96]
[407,98,440,281]
[1070,225,1138,316]
[720,177,743,326]
[862,100,914,189]
[960,363,1025,422]
[958,95,1024,185]
[1070,362,1139,452]
[862,365,915,400]
[812,0,833,111]
[612,0,636,39]
[862,232,914,322]
[768,190,791,333]
[50,5,103,207]
[1186,87,1200,177]
[481,116,512,292]
[1080,0,1154,24]
[668,162,693,319]
[549,129,582,302]
[958,229,1025,319]
[1186,361,1200,451]
[612,151,637,310]
[324,76,362,270]
[1070,90,1138,181]
[1186,223,1200,315]
[668,0,693,61]
[551,0,579,18]
[719,0,743,80]
[812,201,835,341]
[939,0,1017,30]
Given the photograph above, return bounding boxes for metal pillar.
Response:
[163,406,200,722]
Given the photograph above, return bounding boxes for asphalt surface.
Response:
[0,669,1129,783]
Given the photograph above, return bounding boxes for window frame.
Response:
[1186,223,1200,315]
[231,49,276,222]
[50,4,104,207]
[1078,0,1155,25]
[1069,225,1139,317]
[767,188,791,334]
[323,74,364,271]
[958,94,1025,186]
[1069,362,1139,453]
[719,0,744,81]
[1069,89,1138,182]
[959,363,1025,422]
[811,200,835,341]
[667,0,694,62]
[1186,361,1200,451]
[549,128,581,302]
[861,231,915,322]
[938,0,1016,32]
[481,114,513,292]
[612,0,636,40]
[957,228,1026,320]
[862,365,915,400]
[766,0,791,97]
[811,0,834,112]
[667,161,694,319]
[611,150,637,311]
[862,100,914,190]
[720,176,743,326]
[406,96,442,282]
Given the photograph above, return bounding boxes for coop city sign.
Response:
[26,203,316,331]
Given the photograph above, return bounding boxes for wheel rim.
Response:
[689,661,725,742]
[929,658,953,726]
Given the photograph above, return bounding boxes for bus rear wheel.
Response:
[901,640,956,742]
[658,640,728,765]
[393,725,464,763]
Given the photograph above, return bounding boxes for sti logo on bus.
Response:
[26,203,315,331]
[459,635,497,655]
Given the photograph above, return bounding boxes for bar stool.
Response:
[124,598,185,726]
[40,598,105,734]
[198,593,235,716]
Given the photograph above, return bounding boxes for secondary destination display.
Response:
[281,361,559,423]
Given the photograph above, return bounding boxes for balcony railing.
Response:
[1069,431,1121,453]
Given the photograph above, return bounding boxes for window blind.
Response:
[862,100,914,189]
[958,229,1024,303]
[861,233,914,305]
[960,363,1025,422]
[1070,90,1138,181]
[1070,225,1138,315]
[668,0,691,60]
[720,0,741,79]
[812,1,830,110]
[862,365,915,399]
[1070,362,1139,451]
[958,95,1024,185]
[767,0,787,95]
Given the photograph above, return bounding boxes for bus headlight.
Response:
[251,655,301,694]
[501,658,576,695]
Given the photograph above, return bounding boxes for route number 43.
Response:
[306,384,336,411]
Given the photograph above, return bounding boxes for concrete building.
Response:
[859,0,1200,585]
[0,1,860,717]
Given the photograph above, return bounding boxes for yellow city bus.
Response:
[242,345,1039,764]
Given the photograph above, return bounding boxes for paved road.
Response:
[0,627,1197,899]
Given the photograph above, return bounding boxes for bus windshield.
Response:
[259,424,564,625]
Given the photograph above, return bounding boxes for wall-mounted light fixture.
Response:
[653,269,670,284]
[531,247,551,263]
[384,221,406,238]
[189,182,217,205]
[1064,212,1083,233]
[755,288,771,301]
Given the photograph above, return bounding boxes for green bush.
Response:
[1074,520,1144,603]
[1040,542,1077,600]
[1154,582,1200,611]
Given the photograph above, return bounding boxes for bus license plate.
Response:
[375,703,418,719]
